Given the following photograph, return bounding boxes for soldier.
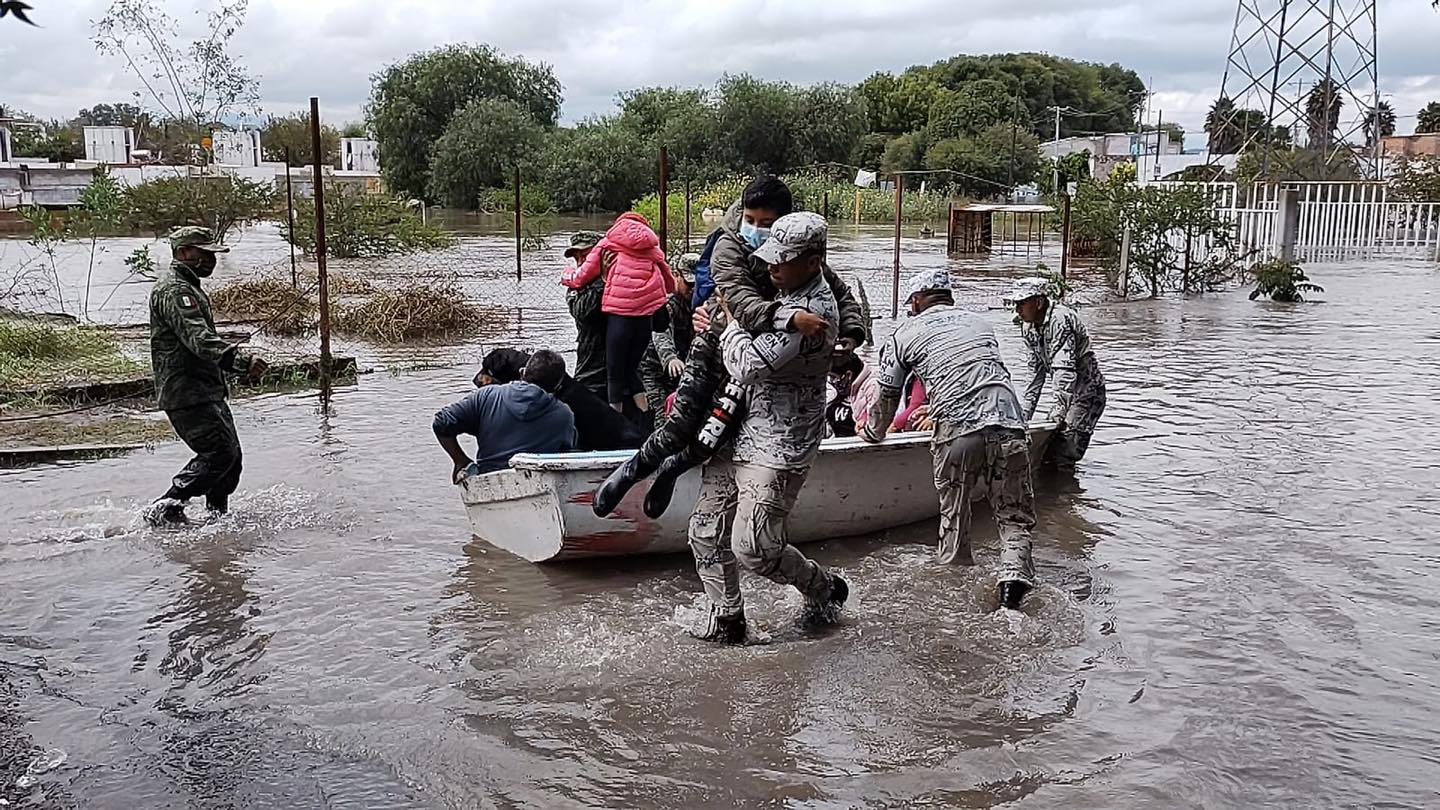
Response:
[863,270,1037,609]
[563,231,608,400]
[687,212,849,643]
[1004,277,1107,468]
[639,252,697,429]
[144,226,267,526]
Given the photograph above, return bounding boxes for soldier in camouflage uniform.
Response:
[638,253,697,430]
[1004,277,1107,468]
[864,269,1037,610]
[144,226,267,526]
[563,231,608,400]
[687,212,849,643]
[591,176,868,519]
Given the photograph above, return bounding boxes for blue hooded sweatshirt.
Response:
[432,381,577,474]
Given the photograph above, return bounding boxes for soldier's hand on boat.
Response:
[791,310,827,337]
[906,405,934,432]
[452,463,470,485]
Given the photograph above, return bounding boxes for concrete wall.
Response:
[0,163,383,208]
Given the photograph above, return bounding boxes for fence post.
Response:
[683,179,691,252]
[1060,192,1072,280]
[1119,224,1132,298]
[855,188,862,228]
[309,96,331,391]
[514,167,522,282]
[1276,188,1300,262]
[891,174,904,319]
[283,146,298,289]
[658,146,669,254]
[823,190,830,221]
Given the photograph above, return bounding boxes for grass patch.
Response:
[333,282,492,342]
[0,319,143,391]
[0,411,173,449]
[209,277,315,335]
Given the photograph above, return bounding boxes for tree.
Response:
[792,83,867,169]
[714,75,802,173]
[124,175,276,239]
[928,79,1016,140]
[340,122,368,138]
[75,101,150,141]
[541,118,652,212]
[427,98,546,208]
[616,86,720,178]
[366,44,562,201]
[857,71,949,134]
[1362,100,1396,147]
[92,0,261,160]
[11,126,83,162]
[261,110,339,166]
[1389,155,1440,202]
[1416,101,1440,134]
[1305,78,1344,148]
[925,124,1041,196]
[1205,95,1239,153]
[880,133,926,174]
[283,187,453,258]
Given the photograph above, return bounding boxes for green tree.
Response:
[715,74,802,172]
[792,83,868,169]
[123,175,276,239]
[925,124,1041,196]
[11,126,83,162]
[261,111,340,166]
[850,132,889,169]
[542,118,652,212]
[616,86,720,178]
[427,98,546,208]
[928,79,1016,140]
[857,71,949,134]
[1305,78,1344,148]
[340,122,368,138]
[927,53,1144,136]
[366,44,562,200]
[1362,100,1396,147]
[881,133,927,174]
[1418,101,1440,134]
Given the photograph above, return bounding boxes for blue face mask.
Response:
[740,221,769,249]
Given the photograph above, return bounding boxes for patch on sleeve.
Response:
[177,293,198,309]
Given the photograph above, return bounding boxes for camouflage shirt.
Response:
[1020,302,1105,423]
[148,261,248,410]
[720,271,838,470]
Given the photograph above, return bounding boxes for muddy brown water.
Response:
[4,253,1440,808]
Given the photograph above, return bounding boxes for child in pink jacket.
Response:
[562,212,675,412]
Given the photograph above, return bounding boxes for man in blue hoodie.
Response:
[433,350,577,483]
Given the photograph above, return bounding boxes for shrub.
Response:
[333,282,493,342]
[285,186,454,258]
[124,175,277,239]
[1248,259,1323,302]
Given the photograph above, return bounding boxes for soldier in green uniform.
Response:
[144,226,267,526]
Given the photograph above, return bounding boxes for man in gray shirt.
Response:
[687,212,850,643]
[863,269,1038,610]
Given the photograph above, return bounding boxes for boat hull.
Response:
[459,425,1055,562]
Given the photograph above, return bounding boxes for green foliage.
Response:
[924,53,1144,137]
[340,122,368,138]
[477,184,555,215]
[1110,161,1138,183]
[1305,79,1344,148]
[426,98,547,208]
[881,133,927,174]
[857,72,949,134]
[123,175,277,239]
[262,111,340,165]
[1248,259,1323,302]
[1418,101,1440,134]
[541,118,653,213]
[1362,100,1396,147]
[0,319,143,391]
[1234,146,1359,185]
[284,186,454,259]
[927,79,1018,140]
[366,43,562,201]
[124,247,158,279]
[925,124,1041,195]
[1389,155,1440,202]
[11,126,83,162]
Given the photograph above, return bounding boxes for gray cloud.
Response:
[1,0,1436,137]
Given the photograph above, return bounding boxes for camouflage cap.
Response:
[1003,277,1050,304]
[673,252,701,282]
[905,268,952,302]
[564,230,603,257]
[167,225,229,253]
[752,212,827,266]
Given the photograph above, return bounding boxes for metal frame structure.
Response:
[1213,0,1380,179]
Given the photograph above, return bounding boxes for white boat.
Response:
[458,423,1057,562]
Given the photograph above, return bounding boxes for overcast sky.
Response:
[2,0,1438,141]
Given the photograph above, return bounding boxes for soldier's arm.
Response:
[652,309,681,367]
[822,264,868,346]
[863,335,908,442]
[719,321,806,385]
[712,239,781,332]
[1021,332,1047,421]
[1048,314,1081,416]
[159,291,248,371]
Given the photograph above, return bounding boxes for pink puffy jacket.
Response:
[560,213,674,317]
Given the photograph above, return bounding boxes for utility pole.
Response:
[1154,109,1164,181]
[1008,87,1020,201]
[1050,105,1064,195]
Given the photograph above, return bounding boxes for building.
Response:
[212,129,263,167]
[1041,131,1183,181]
[340,138,379,173]
[1381,133,1440,159]
[83,126,134,164]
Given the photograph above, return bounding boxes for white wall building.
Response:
[212,129,263,168]
[83,126,134,164]
[340,138,379,173]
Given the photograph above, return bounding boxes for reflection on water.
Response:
[4,258,1440,807]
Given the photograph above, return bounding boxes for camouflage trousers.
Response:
[1046,355,1106,468]
[687,452,833,615]
[931,424,1036,586]
[163,399,243,508]
[633,328,728,470]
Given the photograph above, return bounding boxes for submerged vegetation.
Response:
[332,282,492,343]
[0,318,143,392]
[1248,259,1324,303]
[283,186,454,259]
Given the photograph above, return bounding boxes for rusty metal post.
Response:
[891,173,904,319]
[283,146,298,289]
[823,190,830,221]
[658,146,669,253]
[683,179,692,252]
[514,167,522,282]
[309,97,331,390]
[1060,191,1072,280]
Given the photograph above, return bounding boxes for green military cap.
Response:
[674,252,701,283]
[564,230,604,258]
[168,225,230,253]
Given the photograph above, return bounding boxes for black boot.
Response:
[205,493,228,515]
[593,453,655,517]
[143,497,189,527]
[643,453,699,519]
[999,580,1031,610]
[799,572,849,629]
[688,606,747,644]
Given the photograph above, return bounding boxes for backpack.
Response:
[690,228,725,309]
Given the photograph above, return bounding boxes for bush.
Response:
[208,277,315,335]
[124,175,277,239]
[285,186,454,258]
[0,318,142,391]
[333,282,493,342]
[1248,259,1323,302]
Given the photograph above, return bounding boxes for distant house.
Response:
[1040,131,1183,180]
[1381,133,1440,159]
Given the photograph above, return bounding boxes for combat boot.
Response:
[143,497,189,527]
[799,572,849,629]
[592,453,657,517]
[688,605,747,644]
[999,580,1031,610]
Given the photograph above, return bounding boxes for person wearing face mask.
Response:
[144,226,268,526]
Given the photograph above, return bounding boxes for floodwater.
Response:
[4,254,1440,808]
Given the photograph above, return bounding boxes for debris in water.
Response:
[14,748,66,788]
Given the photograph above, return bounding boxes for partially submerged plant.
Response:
[1248,258,1323,302]
[209,277,315,335]
[333,281,494,342]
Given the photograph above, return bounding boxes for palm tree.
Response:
[1362,100,1396,147]
[1418,101,1440,134]
[1305,79,1344,149]
[1205,95,1240,154]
